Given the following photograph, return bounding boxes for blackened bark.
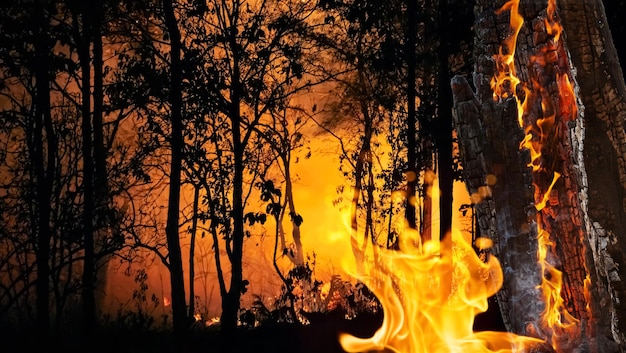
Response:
[451,0,544,337]
[452,74,542,336]
[453,0,626,351]
[163,0,188,338]
[559,0,626,349]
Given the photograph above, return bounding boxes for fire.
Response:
[492,0,582,349]
[339,230,543,353]
[337,1,587,351]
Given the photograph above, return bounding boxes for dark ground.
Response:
[0,299,506,353]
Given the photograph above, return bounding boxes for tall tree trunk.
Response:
[405,0,418,234]
[453,0,626,351]
[74,4,96,334]
[163,0,188,338]
[33,0,53,338]
[91,0,109,321]
[222,4,244,331]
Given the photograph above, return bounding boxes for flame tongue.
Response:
[339,231,543,353]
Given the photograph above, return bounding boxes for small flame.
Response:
[545,0,562,42]
[163,297,171,307]
[339,230,543,353]
[205,317,220,327]
[490,0,524,102]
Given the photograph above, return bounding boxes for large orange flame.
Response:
[339,231,543,353]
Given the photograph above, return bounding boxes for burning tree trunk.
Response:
[452,0,626,351]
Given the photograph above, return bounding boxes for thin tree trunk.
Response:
[405,0,418,233]
[349,62,374,272]
[91,0,109,322]
[33,0,53,337]
[222,3,244,332]
[73,5,96,334]
[92,1,106,201]
[188,185,200,319]
[281,155,305,266]
[163,0,188,338]
[436,0,454,244]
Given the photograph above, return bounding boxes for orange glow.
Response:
[492,0,582,350]
[338,230,543,352]
[163,297,171,307]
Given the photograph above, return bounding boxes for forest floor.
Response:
[0,311,383,353]
[1,297,505,353]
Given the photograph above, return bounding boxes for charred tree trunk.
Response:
[559,0,626,349]
[453,0,626,351]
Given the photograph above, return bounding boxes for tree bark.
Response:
[452,0,626,351]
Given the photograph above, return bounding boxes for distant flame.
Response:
[339,230,543,353]
[163,297,171,307]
